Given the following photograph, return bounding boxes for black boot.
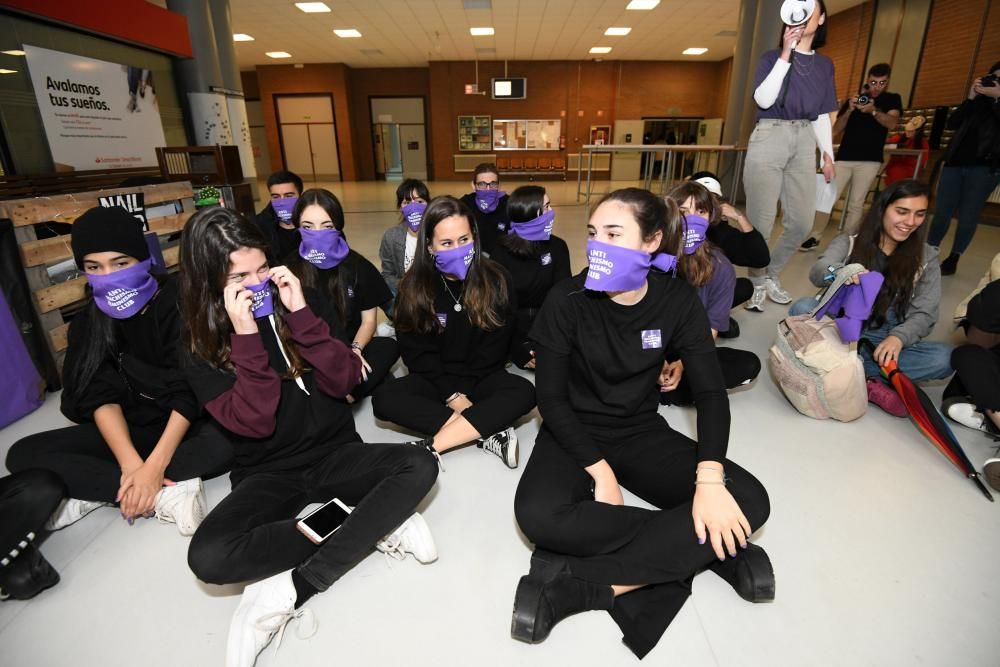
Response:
[718,317,741,339]
[709,542,775,603]
[511,550,613,643]
[0,544,60,601]
[940,253,959,276]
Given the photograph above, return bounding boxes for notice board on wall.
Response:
[458,115,492,151]
[23,45,167,171]
[492,119,561,151]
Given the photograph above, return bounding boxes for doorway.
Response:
[275,94,341,183]
[641,118,702,179]
[370,97,427,181]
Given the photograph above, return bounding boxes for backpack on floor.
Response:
[768,313,868,422]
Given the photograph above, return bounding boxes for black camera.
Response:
[857,94,871,106]
[983,73,999,88]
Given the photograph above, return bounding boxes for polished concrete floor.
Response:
[2,178,999,666]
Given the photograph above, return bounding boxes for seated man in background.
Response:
[254,170,304,260]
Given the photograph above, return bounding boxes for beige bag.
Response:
[768,314,868,421]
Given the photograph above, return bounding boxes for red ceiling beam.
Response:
[0,0,193,58]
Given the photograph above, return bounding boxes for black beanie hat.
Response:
[71,206,149,269]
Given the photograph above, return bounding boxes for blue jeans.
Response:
[786,299,953,381]
[927,165,1000,256]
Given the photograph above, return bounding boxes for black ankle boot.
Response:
[0,544,60,601]
[940,253,959,276]
[512,551,613,643]
[709,542,775,603]
[718,317,740,339]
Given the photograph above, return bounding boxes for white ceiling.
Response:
[165,0,868,69]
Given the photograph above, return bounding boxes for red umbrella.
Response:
[874,354,994,501]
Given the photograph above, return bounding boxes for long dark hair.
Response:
[394,196,510,334]
[498,185,547,258]
[666,181,719,288]
[62,272,164,403]
[179,207,304,376]
[595,187,681,259]
[395,179,430,208]
[848,179,931,324]
[287,188,358,326]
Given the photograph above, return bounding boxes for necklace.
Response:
[791,50,815,78]
[440,274,464,312]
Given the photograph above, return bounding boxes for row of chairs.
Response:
[495,156,566,180]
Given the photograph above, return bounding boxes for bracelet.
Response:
[351,342,363,351]
[696,466,723,473]
[445,392,461,404]
[694,480,726,486]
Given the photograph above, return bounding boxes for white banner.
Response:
[23,45,167,171]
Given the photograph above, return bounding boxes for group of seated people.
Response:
[0,162,997,665]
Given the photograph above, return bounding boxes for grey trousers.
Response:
[743,119,818,286]
[809,160,882,239]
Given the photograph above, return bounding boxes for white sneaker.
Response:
[745,285,766,312]
[376,321,396,338]
[45,499,108,531]
[377,512,438,564]
[943,398,986,432]
[226,570,317,667]
[479,427,518,468]
[155,478,207,536]
[765,277,792,305]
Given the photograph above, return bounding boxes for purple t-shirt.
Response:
[695,249,737,334]
[754,49,838,121]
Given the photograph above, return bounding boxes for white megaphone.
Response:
[780,0,815,26]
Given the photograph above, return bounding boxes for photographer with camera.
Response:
[742,0,838,312]
[928,61,1000,276]
[800,63,902,251]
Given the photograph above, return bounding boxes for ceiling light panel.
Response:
[334,29,363,38]
[626,0,660,9]
[265,51,292,58]
[232,34,254,42]
[295,3,331,13]
[682,47,708,55]
[604,27,632,36]
[589,46,612,54]
[470,27,495,36]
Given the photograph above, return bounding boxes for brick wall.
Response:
[824,1,875,104]
[912,0,992,107]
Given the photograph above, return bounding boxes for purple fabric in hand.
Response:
[814,271,885,342]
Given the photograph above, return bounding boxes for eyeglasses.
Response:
[475,181,499,190]
[868,80,888,88]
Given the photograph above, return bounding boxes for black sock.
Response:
[290,569,318,608]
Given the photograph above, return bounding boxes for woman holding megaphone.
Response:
[742,0,837,312]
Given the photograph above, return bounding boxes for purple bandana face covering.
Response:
[682,215,710,255]
[584,240,676,292]
[401,202,426,233]
[510,209,555,241]
[434,243,475,280]
[87,259,158,319]
[245,279,274,318]
[271,197,298,225]
[474,189,505,213]
[299,228,349,269]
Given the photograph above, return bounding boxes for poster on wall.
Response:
[23,45,167,171]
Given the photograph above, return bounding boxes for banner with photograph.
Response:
[23,45,167,171]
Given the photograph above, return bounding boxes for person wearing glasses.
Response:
[460,163,510,256]
[801,63,902,251]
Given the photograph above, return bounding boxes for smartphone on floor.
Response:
[296,497,352,544]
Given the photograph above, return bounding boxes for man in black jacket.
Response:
[928,62,1000,276]
[254,170,303,261]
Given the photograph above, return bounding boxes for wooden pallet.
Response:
[0,181,194,373]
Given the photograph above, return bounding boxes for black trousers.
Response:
[662,347,761,406]
[514,416,770,658]
[372,369,536,438]
[0,470,65,560]
[352,336,400,399]
[187,442,437,592]
[5,419,235,503]
[944,344,1000,412]
[732,277,754,309]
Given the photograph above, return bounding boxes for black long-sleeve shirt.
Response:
[530,272,730,468]
[182,307,362,486]
[460,192,510,256]
[707,222,770,269]
[61,276,198,427]
[396,266,517,396]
